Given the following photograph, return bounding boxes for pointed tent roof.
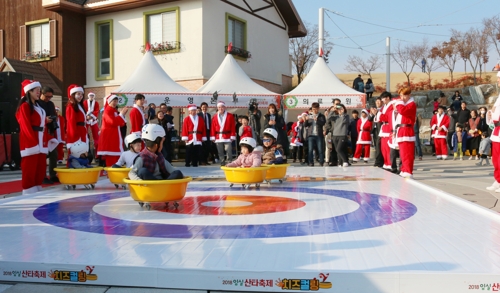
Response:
[286,57,361,95]
[196,54,278,95]
[283,57,365,109]
[113,50,190,94]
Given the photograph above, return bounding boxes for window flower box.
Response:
[25,50,51,62]
[225,46,251,59]
[140,41,180,55]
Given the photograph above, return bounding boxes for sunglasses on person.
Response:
[262,138,272,143]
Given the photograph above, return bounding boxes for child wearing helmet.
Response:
[68,140,92,168]
[225,137,262,168]
[111,133,142,168]
[261,128,285,165]
[128,124,184,180]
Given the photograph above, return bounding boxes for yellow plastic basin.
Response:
[221,166,270,184]
[263,163,290,180]
[54,167,103,185]
[104,167,131,185]
[123,177,192,203]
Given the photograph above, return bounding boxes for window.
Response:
[20,19,56,61]
[143,7,180,54]
[227,17,245,49]
[95,20,113,80]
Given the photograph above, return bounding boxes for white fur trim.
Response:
[23,81,41,94]
[188,106,197,111]
[497,71,500,77]
[396,136,416,142]
[217,101,225,107]
[70,87,84,96]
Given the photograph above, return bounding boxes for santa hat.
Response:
[302,112,309,116]
[55,106,60,111]
[297,114,304,119]
[67,84,83,97]
[361,109,369,115]
[88,92,96,98]
[217,101,225,107]
[21,79,41,97]
[107,95,118,105]
[187,104,197,111]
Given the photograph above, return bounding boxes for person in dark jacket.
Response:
[456,101,471,128]
[263,104,288,154]
[347,110,359,157]
[325,104,350,167]
[304,102,326,166]
[450,91,463,112]
[446,107,457,155]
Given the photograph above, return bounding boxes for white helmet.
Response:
[141,124,165,141]
[70,140,88,157]
[263,128,278,139]
[124,133,142,147]
[239,137,256,149]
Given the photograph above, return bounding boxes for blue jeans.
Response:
[137,168,184,180]
[415,133,423,157]
[308,136,324,165]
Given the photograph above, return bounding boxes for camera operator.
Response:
[39,86,60,184]
[248,101,262,141]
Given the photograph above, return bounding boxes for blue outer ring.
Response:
[33,187,417,239]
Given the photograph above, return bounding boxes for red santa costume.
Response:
[182,104,206,167]
[486,71,500,192]
[55,107,66,162]
[97,95,127,166]
[83,92,100,152]
[378,102,394,169]
[353,109,373,162]
[290,114,305,147]
[430,109,450,160]
[129,103,146,134]
[210,102,236,143]
[16,80,48,194]
[65,85,88,155]
[394,96,417,178]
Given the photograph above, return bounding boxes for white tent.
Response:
[283,57,366,109]
[196,54,281,108]
[112,50,200,108]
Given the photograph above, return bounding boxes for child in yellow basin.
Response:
[225,137,262,168]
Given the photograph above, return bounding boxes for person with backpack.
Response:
[365,78,374,99]
[352,75,364,93]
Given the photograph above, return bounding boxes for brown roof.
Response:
[0,58,63,96]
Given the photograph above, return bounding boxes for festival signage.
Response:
[283,94,365,109]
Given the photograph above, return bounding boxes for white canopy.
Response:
[112,50,197,108]
[196,54,280,108]
[283,57,365,109]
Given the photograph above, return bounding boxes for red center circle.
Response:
[161,195,306,215]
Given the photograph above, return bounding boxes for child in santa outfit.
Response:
[68,140,92,168]
[182,104,206,167]
[84,92,100,156]
[352,109,373,163]
[16,80,48,195]
[129,94,146,135]
[97,95,129,167]
[431,105,450,160]
[377,92,394,170]
[66,85,89,162]
[238,116,255,140]
[290,113,307,163]
[112,133,142,168]
[129,124,184,180]
[55,107,66,163]
[393,87,417,179]
[486,71,500,192]
[226,137,262,168]
[210,101,236,165]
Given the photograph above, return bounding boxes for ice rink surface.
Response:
[1,166,499,293]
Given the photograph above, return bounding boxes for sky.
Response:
[291,0,500,74]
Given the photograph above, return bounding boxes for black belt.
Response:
[32,126,43,132]
[188,131,199,134]
[495,122,500,127]
[216,131,229,134]
[77,122,85,126]
[382,122,388,125]
[396,124,412,128]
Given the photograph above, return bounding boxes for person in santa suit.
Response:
[377,91,395,170]
[15,80,48,195]
[392,86,417,179]
[182,104,206,167]
[352,109,373,163]
[84,92,100,156]
[66,84,88,162]
[486,71,500,192]
[97,95,129,167]
[129,94,146,134]
[289,113,307,163]
[55,107,66,163]
[430,105,450,160]
[211,101,236,165]
[387,96,402,173]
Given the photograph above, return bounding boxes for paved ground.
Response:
[0,155,498,292]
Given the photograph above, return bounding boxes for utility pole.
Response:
[319,8,324,55]
[386,37,391,92]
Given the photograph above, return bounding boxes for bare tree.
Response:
[483,15,500,59]
[430,39,459,81]
[414,39,441,87]
[392,42,422,86]
[453,28,490,84]
[453,29,473,76]
[289,22,333,84]
[344,55,383,79]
